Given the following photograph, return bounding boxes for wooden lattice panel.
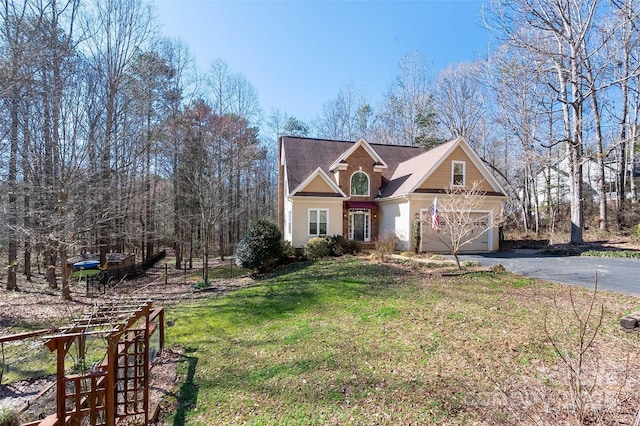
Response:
[115,331,147,417]
[63,371,107,426]
[40,300,163,426]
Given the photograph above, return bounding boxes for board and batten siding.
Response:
[379,200,411,251]
[419,146,494,192]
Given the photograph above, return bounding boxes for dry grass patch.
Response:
[162,257,640,425]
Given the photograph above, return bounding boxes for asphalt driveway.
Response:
[457,251,640,297]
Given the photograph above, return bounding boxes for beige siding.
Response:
[290,199,344,248]
[302,175,335,193]
[410,196,502,253]
[420,147,494,192]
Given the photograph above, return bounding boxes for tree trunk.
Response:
[203,225,209,284]
[59,247,71,301]
[6,88,19,291]
[630,93,639,203]
[46,248,58,289]
[173,133,182,269]
[189,225,193,269]
[22,103,32,282]
[584,57,607,231]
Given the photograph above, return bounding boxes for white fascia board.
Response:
[408,137,461,193]
[408,137,507,196]
[287,195,346,203]
[290,167,348,198]
[328,138,387,171]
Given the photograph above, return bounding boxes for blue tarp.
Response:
[72,260,100,270]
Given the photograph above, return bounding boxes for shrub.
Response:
[581,250,640,259]
[0,409,19,426]
[344,239,360,256]
[636,223,640,239]
[281,240,295,260]
[235,220,284,272]
[461,260,480,268]
[372,232,398,262]
[325,234,359,256]
[489,263,506,273]
[303,237,332,259]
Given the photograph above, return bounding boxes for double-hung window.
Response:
[452,161,465,186]
[309,209,328,236]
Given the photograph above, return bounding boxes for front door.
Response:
[349,210,370,241]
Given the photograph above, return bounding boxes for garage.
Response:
[419,210,491,253]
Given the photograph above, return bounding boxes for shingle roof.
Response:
[279,135,505,199]
[280,136,423,195]
[381,138,458,197]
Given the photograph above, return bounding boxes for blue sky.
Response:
[153,0,489,125]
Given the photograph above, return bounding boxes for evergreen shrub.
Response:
[235,220,284,272]
[303,237,332,259]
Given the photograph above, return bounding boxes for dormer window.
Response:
[351,171,369,196]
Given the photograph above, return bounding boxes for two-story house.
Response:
[278,135,507,252]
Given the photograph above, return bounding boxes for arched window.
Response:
[351,171,369,196]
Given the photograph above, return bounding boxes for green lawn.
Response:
[164,257,640,425]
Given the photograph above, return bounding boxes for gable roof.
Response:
[290,167,347,197]
[382,139,457,197]
[382,137,508,198]
[328,138,387,171]
[280,135,507,199]
[280,136,422,194]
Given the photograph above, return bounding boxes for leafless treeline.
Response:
[293,1,640,244]
[0,0,275,296]
[3,0,640,296]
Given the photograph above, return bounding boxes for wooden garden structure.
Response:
[33,299,165,426]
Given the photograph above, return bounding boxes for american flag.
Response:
[428,197,439,231]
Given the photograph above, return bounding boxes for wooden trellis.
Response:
[34,299,164,426]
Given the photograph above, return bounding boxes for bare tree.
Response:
[483,44,561,234]
[488,0,608,244]
[374,51,437,146]
[0,0,35,290]
[608,0,640,223]
[422,181,500,270]
[317,81,370,140]
[160,38,195,270]
[433,61,488,150]
[128,49,175,261]
[207,58,261,125]
[81,0,154,265]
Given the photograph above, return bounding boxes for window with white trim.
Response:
[452,161,465,186]
[308,209,328,236]
[350,171,369,196]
